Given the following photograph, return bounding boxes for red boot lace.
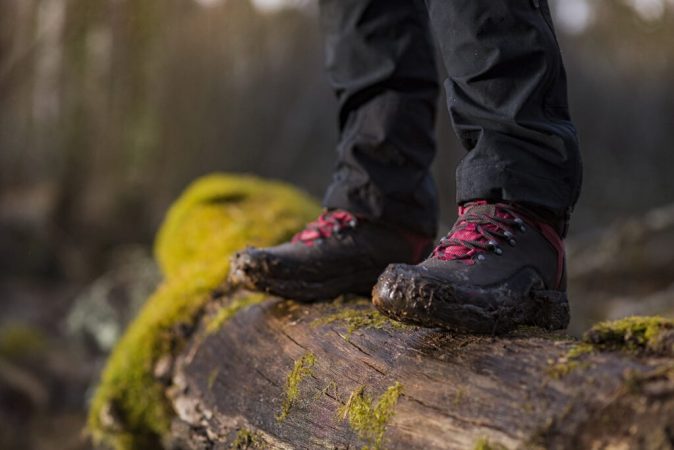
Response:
[292,210,358,246]
[432,202,526,263]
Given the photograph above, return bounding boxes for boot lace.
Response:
[292,210,358,246]
[433,202,527,262]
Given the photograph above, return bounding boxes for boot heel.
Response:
[531,289,570,330]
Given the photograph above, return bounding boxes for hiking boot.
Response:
[229,210,433,302]
[372,201,569,334]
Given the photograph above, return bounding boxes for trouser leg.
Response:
[425,0,582,222]
[319,0,440,238]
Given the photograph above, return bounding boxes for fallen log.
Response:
[87,174,674,450]
[165,292,674,450]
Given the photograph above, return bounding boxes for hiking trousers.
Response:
[320,0,582,237]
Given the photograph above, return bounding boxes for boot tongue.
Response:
[460,201,497,217]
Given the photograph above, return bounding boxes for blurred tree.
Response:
[561,0,674,228]
[0,0,673,280]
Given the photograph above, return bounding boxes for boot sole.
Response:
[372,264,570,334]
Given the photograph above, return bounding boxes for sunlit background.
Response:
[1,0,674,448]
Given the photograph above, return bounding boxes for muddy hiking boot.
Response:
[229,210,433,302]
[372,201,570,334]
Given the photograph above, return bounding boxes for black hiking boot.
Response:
[372,201,569,334]
[229,210,433,302]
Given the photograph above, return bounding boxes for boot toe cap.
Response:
[229,247,278,286]
[372,264,423,321]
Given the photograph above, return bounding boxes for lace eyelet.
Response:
[493,247,503,255]
[476,254,486,262]
[514,218,527,232]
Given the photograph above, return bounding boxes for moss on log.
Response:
[167,294,674,450]
[88,174,674,450]
[87,174,320,450]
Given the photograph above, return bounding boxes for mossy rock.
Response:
[87,174,320,450]
[155,173,321,280]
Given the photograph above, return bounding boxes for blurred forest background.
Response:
[1,0,674,448]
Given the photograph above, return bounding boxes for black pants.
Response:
[320,0,582,237]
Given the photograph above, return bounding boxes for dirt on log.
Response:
[165,290,674,450]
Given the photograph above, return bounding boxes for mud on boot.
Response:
[229,210,433,302]
[372,202,570,334]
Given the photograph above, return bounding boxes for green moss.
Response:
[453,388,465,406]
[565,342,594,359]
[312,306,408,340]
[547,343,594,379]
[230,428,263,449]
[155,173,320,280]
[338,382,403,450]
[206,292,267,335]
[87,174,320,450]
[0,323,47,361]
[473,437,508,450]
[277,352,316,421]
[583,316,674,354]
[207,369,219,391]
[548,316,674,379]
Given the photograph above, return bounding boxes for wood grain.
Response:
[166,290,674,450]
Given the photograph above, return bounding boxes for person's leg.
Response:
[230,0,440,301]
[427,0,581,222]
[373,0,582,333]
[320,0,440,238]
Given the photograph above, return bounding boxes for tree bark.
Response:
[165,289,674,450]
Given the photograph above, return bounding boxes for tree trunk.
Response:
[165,289,674,450]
